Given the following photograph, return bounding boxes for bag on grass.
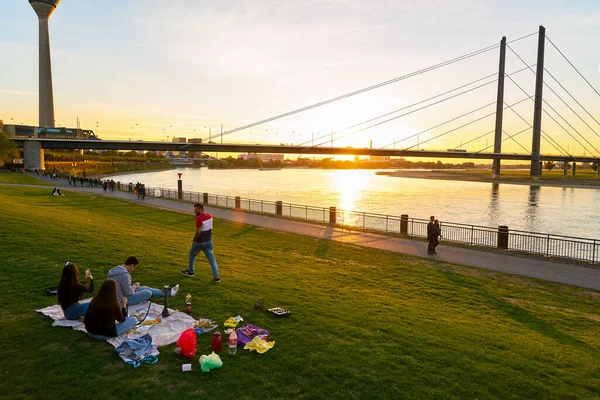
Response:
[176,328,197,358]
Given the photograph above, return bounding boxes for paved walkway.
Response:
[10,175,600,291]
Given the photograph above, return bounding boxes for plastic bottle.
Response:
[212,331,222,352]
[228,328,238,355]
[185,293,192,313]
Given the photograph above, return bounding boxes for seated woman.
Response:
[57,262,94,320]
[84,279,137,340]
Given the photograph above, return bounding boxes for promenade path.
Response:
[10,175,600,291]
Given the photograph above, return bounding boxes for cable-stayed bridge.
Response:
[11,26,600,175]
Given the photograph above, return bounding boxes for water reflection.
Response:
[487,183,500,225]
[525,185,541,228]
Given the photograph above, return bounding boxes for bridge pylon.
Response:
[492,36,507,177]
[530,25,546,178]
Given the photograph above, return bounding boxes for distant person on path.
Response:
[108,256,179,307]
[57,262,94,320]
[84,279,137,340]
[427,216,437,255]
[182,203,220,281]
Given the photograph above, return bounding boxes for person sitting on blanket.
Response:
[57,262,94,320]
[84,279,137,340]
[108,256,179,307]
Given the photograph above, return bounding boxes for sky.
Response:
[1,0,600,156]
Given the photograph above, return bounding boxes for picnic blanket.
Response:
[36,299,196,348]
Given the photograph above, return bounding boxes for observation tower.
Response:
[29,0,60,128]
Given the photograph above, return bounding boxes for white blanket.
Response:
[37,300,197,348]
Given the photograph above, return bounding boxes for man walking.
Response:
[182,203,220,282]
[427,216,437,255]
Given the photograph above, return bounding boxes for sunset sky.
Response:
[1,0,599,155]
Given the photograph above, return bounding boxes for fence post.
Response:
[329,207,336,224]
[276,201,283,216]
[400,214,408,234]
[498,225,509,249]
[203,193,208,205]
[235,196,241,209]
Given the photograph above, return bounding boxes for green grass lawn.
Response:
[0,171,53,185]
[0,185,599,399]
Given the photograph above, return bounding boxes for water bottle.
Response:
[228,329,238,355]
[212,332,222,352]
[185,293,192,313]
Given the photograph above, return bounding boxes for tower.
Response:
[29,0,60,128]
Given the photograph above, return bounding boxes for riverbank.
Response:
[377,169,600,189]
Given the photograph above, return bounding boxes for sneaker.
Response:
[213,277,221,283]
[181,270,194,277]
[170,284,180,296]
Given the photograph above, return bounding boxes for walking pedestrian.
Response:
[427,216,437,255]
[182,203,220,281]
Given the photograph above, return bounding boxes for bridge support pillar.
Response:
[597,163,600,178]
[492,36,507,177]
[23,140,45,170]
[572,162,576,177]
[563,161,568,179]
[530,26,546,179]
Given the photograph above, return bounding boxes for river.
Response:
[106,168,600,239]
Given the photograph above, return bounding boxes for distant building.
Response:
[187,138,203,158]
[172,137,187,143]
[369,155,390,162]
[238,153,284,161]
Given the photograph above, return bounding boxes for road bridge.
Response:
[11,137,600,170]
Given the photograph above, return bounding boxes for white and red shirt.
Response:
[195,213,213,242]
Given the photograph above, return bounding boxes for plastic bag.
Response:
[176,328,197,358]
[199,352,223,372]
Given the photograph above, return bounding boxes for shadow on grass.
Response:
[437,267,594,350]
[315,225,335,258]
[229,225,258,238]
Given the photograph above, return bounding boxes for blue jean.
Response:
[87,316,138,340]
[188,241,219,278]
[63,301,90,320]
[125,286,171,307]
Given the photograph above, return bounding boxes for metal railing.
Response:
[115,182,599,264]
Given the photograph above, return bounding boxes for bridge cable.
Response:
[391,97,531,150]
[302,65,534,149]
[295,71,500,147]
[300,78,498,149]
[542,100,599,156]
[545,35,600,98]
[505,46,596,156]
[543,67,600,131]
[507,44,600,130]
[507,70,597,156]
[503,74,574,156]
[205,42,524,142]
[503,98,570,156]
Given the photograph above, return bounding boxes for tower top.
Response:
[29,0,60,18]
